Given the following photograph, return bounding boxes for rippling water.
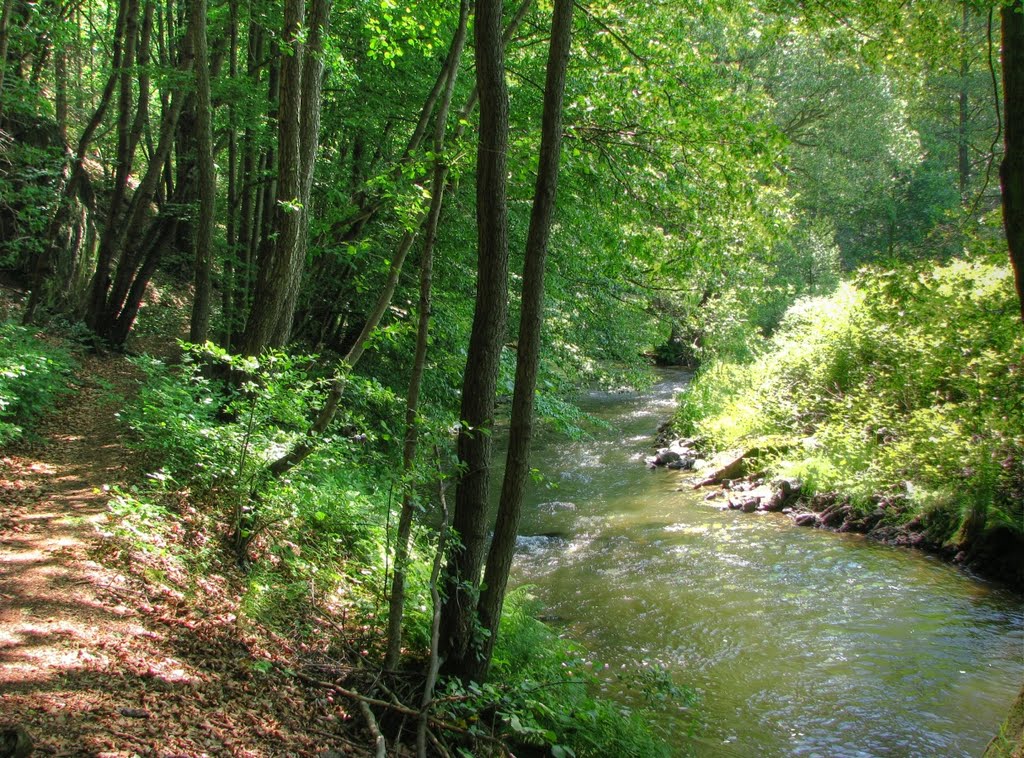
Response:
[504,371,1024,756]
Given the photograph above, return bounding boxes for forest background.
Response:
[1,0,1023,754]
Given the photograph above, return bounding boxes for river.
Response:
[504,370,1024,757]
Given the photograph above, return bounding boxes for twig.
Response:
[359,700,386,758]
[426,728,452,758]
[293,670,513,757]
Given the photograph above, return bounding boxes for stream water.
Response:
[504,370,1024,757]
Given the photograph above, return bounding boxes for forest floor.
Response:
[0,346,372,757]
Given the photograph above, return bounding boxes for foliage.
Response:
[433,587,689,758]
[678,247,1024,542]
[117,341,429,635]
[0,141,67,271]
[0,321,76,443]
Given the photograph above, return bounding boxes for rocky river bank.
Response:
[647,428,1024,593]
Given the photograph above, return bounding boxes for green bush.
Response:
[678,254,1024,539]
[0,321,76,443]
[433,588,690,758]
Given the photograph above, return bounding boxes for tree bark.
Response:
[272,0,332,346]
[439,0,511,681]
[261,4,486,480]
[240,0,304,355]
[1002,0,1024,322]
[0,0,13,120]
[85,0,140,330]
[471,0,573,683]
[958,0,970,198]
[188,0,216,343]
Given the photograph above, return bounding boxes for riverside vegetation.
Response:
[2,0,1024,753]
[671,243,1024,591]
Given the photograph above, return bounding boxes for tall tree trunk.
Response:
[472,0,573,684]
[222,0,239,345]
[85,0,140,330]
[271,0,332,346]
[439,0,511,681]
[240,0,304,355]
[384,0,471,671]
[188,0,215,343]
[260,5,487,480]
[24,0,128,322]
[0,0,13,120]
[95,56,189,340]
[958,0,971,198]
[1002,0,1024,322]
[54,35,68,141]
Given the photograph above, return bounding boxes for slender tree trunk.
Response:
[470,0,573,683]
[54,37,68,141]
[384,0,471,671]
[439,0,511,681]
[24,0,128,322]
[1002,0,1024,322]
[416,455,450,758]
[958,0,971,198]
[324,0,534,246]
[223,0,238,345]
[188,0,215,343]
[85,0,140,329]
[0,0,13,120]
[260,5,484,480]
[95,52,189,340]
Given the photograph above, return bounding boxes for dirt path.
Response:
[0,353,164,755]
[0,352,358,757]
[1,353,142,672]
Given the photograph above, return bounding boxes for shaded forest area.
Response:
[1,0,1023,754]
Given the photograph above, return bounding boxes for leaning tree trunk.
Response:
[438,0,510,681]
[1002,0,1024,322]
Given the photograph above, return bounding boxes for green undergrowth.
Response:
[437,588,690,758]
[677,252,1024,548]
[106,341,681,756]
[0,320,77,444]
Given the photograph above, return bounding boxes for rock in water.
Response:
[655,448,682,466]
[0,725,33,758]
[793,513,818,527]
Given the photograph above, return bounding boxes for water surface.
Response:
[506,371,1024,756]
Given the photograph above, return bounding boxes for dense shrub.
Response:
[0,321,76,443]
[677,254,1024,542]
[434,588,683,758]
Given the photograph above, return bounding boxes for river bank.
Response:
[647,432,1024,593]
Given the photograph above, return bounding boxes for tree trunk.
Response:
[188,0,215,343]
[85,0,140,330]
[222,0,238,346]
[471,0,573,683]
[384,0,471,671]
[439,0,511,681]
[0,0,13,120]
[240,0,304,355]
[958,0,970,198]
[1002,0,1024,322]
[271,0,332,347]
